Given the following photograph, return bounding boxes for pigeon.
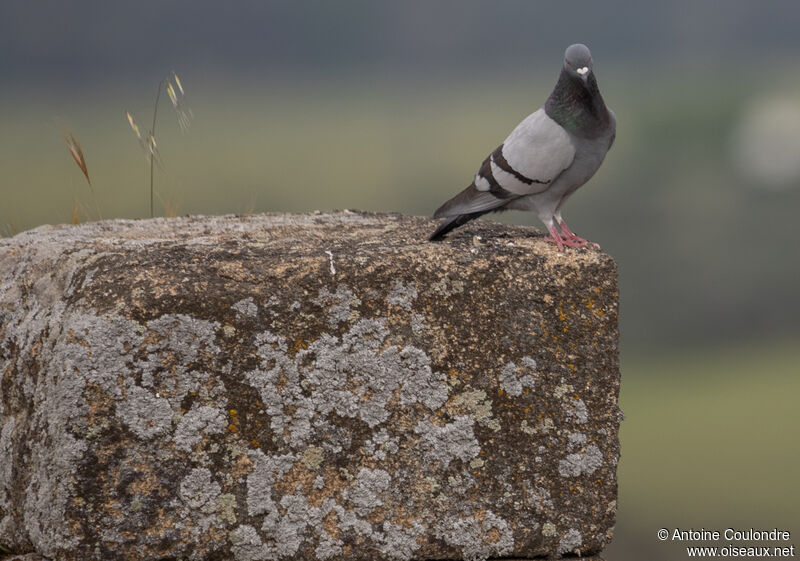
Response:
[429,43,616,249]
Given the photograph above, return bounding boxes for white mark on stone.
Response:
[324,250,335,275]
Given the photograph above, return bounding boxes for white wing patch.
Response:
[500,108,575,193]
[474,172,490,191]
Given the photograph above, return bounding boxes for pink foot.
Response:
[557,220,600,249]
[544,225,588,251]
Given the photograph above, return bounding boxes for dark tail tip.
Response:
[428,212,484,241]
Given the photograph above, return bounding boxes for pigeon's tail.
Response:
[429,211,488,241]
[429,183,511,241]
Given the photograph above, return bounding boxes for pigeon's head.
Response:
[563,43,594,82]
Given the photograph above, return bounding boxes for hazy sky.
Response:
[3,1,800,86]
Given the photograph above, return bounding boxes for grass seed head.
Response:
[125,110,143,140]
[167,71,193,131]
[64,132,91,186]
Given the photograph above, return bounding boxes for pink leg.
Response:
[544,224,566,251]
[544,224,591,250]
[557,220,600,248]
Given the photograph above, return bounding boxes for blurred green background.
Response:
[1,1,799,558]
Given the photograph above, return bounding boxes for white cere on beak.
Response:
[576,66,589,75]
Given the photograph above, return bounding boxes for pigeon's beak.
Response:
[576,67,590,82]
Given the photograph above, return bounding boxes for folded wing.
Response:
[434,108,575,219]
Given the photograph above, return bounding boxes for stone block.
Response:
[0,212,620,561]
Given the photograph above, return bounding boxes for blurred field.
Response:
[2,70,800,351]
[609,341,800,559]
[622,342,800,520]
[0,76,555,228]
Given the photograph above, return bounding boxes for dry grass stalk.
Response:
[158,191,182,218]
[64,132,90,184]
[63,130,102,220]
[3,218,20,238]
[125,71,192,218]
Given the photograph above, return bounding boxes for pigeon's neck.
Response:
[545,68,611,137]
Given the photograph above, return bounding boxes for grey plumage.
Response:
[429,43,616,249]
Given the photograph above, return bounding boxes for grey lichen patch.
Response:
[173,405,227,451]
[262,493,311,558]
[300,445,324,471]
[553,383,574,400]
[500,358,537,397]
[217,493,238,525]
[116,385,173,440]
[0,417,16,492]
[343,468,391,516]
[363,428,399,461]
[57,311,146,400]
[232,297,259,318]
[567,398,589,424]
[542,521,557,537]
[230,524,266,561]
[568,432,588,449]
[180,467,222,514]
[177,467,231,536]
[245,318,449,446]
[435,510,514,561]
[144,313,221,365]
[410,313,425,336]
[386,280,418,311]
[376,521,424,561]
[558,445,604,477]
[522,416,555,435]
[315,285,360,328]
[414,415,481,468]
[246,450,296,517]
[429,276,465,298]
[448,389,500,431]
[558,528,584,555]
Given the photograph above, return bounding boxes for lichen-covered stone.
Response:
[0,211,621,561]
